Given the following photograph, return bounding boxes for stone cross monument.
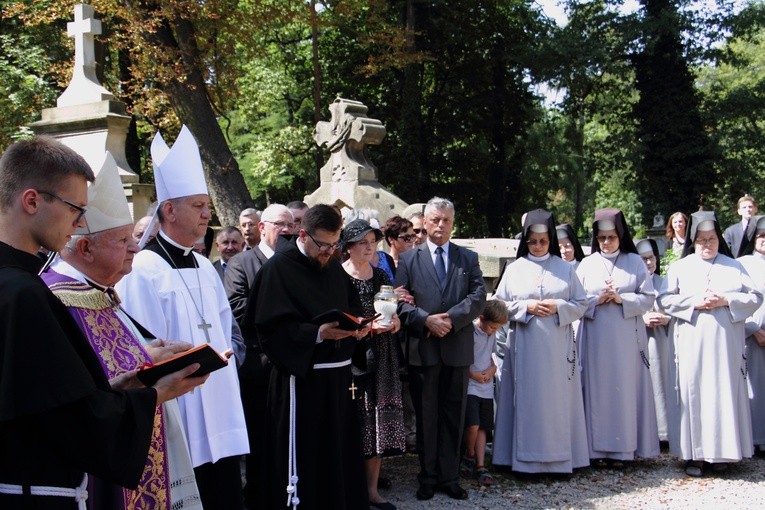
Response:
[56,4,114,107]
[30,3,153,218]
[306,97,408,222]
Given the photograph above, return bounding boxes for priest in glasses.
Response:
[0,137,205,510]
[42,152,203,509]
[117,127,249,509]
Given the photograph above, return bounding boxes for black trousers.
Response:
[409,363,468,486]
[193,455,244,510]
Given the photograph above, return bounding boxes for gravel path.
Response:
[379,451,765,509]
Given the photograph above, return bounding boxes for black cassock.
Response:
[243,236,368,510]
[0,242,155,510]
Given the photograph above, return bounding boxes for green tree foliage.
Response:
[0,0,758,238]
[633,0,717,225]
[697,1,765,226]
[0,11,67,148]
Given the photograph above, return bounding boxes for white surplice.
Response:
[117,250,249,467]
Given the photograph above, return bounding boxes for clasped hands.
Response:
[597,282,623,305]
[425,312,452,338]
[470,364,496,384]
[527,299,558,317]
[694,291,728,311]
[643,311,669,328]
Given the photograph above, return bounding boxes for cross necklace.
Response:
[704,254,718,291]
[157,237,213,343]
[532,255,553,299]
[600,252,620,287]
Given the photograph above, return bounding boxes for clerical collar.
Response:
[527,253,550,262]
[258,240,275,259]
[296,236,308,257]
[158,230,194,256]
[601,249,620,260]
[145,232,197,269]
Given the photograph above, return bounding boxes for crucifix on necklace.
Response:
[198,320,213,343]
[348,381,358,400]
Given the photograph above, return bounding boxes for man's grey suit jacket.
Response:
[394,242,486,367]
[224,246,269,325]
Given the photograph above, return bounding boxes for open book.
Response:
[136,344,232,386]
[311,309,379,331]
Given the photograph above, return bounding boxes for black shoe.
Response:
[415,484,435,500]
[440,483,468,500]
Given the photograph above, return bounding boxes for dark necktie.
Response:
[435,246,446,288]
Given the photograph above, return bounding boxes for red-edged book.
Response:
[311,309,378,331]
[136,344,232,386]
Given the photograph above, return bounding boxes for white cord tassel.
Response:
[286,375,300,509]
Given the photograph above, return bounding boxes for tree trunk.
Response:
[133,14,253,227]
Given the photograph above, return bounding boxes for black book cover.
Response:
[311,309,378,331]
[136,344,230,386]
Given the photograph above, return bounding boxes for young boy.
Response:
[461,299,508,485]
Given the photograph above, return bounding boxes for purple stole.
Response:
[44,271,170,510]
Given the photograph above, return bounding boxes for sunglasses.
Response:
[398,234,416,242]
[412,228,425,235]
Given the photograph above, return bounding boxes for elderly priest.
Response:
[42,152,203,509]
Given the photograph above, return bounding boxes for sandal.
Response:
[476,467,495,486]
[685,460,704,477]
[592,458,608,469]
[460,456,476,479]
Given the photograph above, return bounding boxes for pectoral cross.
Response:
[348,381,358,400]
[198,320,212,343]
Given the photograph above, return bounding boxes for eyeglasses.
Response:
[265,220,295,230]
[38,190,87,223]
[305,231,340,252]
[412,228,425,235]
[695,236,718,246]
[526,238,549,246]
[398,234,415,242]
[596,235,618,243]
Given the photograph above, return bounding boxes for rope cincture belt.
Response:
[0,473,88,509]
[286,358,352,509]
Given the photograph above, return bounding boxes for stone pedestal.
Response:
[29,100,138,184]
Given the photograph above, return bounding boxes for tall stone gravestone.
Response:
[307,97,409,222]
[29,3,153,219]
